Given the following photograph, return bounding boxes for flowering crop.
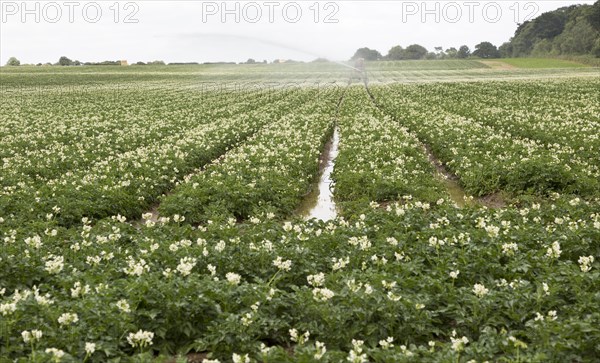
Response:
[1,193,597,361]
[0,72,598,362]
[333,87,447,205]
[0,86,307,227]
[159,89,341,223]
[372,79,600,197]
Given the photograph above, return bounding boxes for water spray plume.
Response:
[187,32,363,72]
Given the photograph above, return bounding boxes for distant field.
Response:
[496,58,590,68]
[368,60,488,70]
[1,59,598,87]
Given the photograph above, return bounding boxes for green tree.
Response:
[498,42,513,58]
[555,19,598,55]
[386,45,405,60]
[58,56,73,66]
[587,0,600,31]
[530,39,549,56]
[533,12,568,39]
[457,45,471,58]
[404,44,428,59]
[6,57,20,66]
[510,9,570,56]
[445,47,458,59]
[473,42,500,58]
[351,47,382,61]
[506,2,599,57]
[593,38,600,57]
[511,21,535,56]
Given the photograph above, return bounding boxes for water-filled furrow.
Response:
[296,128,340,221]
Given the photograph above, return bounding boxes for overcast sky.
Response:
[0,0,594,64]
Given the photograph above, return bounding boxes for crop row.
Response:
[158,89,342,223]
[0,86,274,186]
[0,88,317,227]
[404,80,600,164]
[333,87,447,207]
[2,69,599,363]
[0,84,246,153]
[371,82,600,198]
[1,192,598,362]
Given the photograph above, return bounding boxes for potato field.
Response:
[0,61,599,362]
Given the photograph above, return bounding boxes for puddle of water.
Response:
[426,150,506,208]
[422,144,474,208]
[438,174,473,208]
[296,128,340,221]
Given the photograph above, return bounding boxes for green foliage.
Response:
[0,84,302,227]
[83,60,120,66]
[554,17,598,55]
[386,45,405,60]
[58,56,73,66]
[350,47,382,61]
[508,1,600,57]
[371,79,600,198]
[333,87,446,205]
[444,47,458,59]
[498,42,513,58]
[589,0,600,31]
[1,196,598,361]
[473,42,500,59]
[457,45,471,59]
[385,44,429,60]
[6,57,20,66]
[593,38,600,57]
[159,91,340,224]
[403,44,429,60]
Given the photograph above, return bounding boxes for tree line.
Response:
[3,56,169,67]
[351,0,599,61]
[4,56,270,67]
[502,0,599,57]
[350,42,500,62]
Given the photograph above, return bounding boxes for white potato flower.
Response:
[116,299,131,313]
[127,330,154,348]
[85,342,96,354]
[58,312,79,326]
[473,283,489,298]
[226,272,241,285]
